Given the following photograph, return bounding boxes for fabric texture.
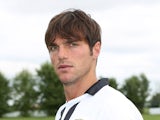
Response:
[55,79,143,120]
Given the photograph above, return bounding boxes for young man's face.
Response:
[48,37,101,86]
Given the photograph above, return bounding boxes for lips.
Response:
[58,64,73,70]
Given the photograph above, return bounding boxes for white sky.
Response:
[0,0,160,94]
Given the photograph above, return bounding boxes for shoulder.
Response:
[95,85,143,120]
[95,85,135,110]
[95,85,127,101]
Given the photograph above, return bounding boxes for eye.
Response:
[70,42,78,46]
[66,41,78,47]
[48,45,59,52]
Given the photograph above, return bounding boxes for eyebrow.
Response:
[47,36,86,48]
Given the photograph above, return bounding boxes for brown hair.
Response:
[45,9,101,51]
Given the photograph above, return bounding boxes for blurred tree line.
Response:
[0,61,159,117]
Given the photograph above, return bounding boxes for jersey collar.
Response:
[85,78,108,95]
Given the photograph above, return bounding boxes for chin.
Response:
[59,77,71,83]
[60,77,76,85]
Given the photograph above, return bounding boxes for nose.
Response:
[57,45,68,60]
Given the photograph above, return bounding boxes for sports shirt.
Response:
[55,78,144,120]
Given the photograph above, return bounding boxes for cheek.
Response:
[73,46,91,57]
[74,51,93,66]
[50,54,57,65]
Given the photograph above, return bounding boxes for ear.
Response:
[92,41,101,59]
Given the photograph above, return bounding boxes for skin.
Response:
[49,37,101,101]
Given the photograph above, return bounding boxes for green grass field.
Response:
[0,117,53,120]
[0,115,160,120]
[143,114,160,120]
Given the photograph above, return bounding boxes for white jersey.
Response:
[55,79,144,120]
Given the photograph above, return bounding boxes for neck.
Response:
[63,75,97,102]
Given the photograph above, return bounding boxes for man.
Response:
[45,9,143,120]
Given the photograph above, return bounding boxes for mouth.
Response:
[58,64,73,71]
